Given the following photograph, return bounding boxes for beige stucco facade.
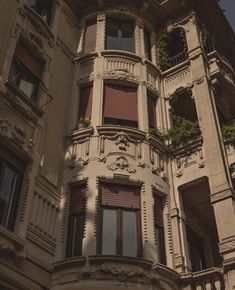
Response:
[0,0,235,289]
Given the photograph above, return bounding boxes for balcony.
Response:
[52,255,180,290]
[181,267,224,290]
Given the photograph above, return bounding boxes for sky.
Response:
[219,0,235,31]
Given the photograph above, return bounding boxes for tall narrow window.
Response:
[103,84,138,128]
[10,42,43,101]
[144,30,151,60]
[0,145,24,231]
[67,185,87,257]
[27,0,52,24]
[154,195,166,264]
[187,226,206,272]
[106,19,134,52]
[84,21,97,54]
[148,94,156,128]
[79,85,93,120]
[99,183,142,257]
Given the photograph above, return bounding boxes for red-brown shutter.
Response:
[104,84,138,122]
[101,183,140,209]
[79,86,93,118]
[15,42,43,78]
[148,94,156,128]
[70,185,86,214]
[154,195,164,227]
[84,21,97,54]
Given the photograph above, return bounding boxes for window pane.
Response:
[155,225,166,264]
[68,214,84,257]
[123,210,137,257]
[0,165,17,227]
[106,20,119,50]
[102,209,117,255]
[18,69,38,100]
[121,22,134,52]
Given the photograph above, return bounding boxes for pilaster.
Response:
[138,81,149,132]
[96,14,106,51]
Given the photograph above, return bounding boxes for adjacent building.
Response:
[0,0,235,289]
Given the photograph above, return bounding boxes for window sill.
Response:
[101,50,142,62]
[0,225,25,250]
[5,80,44,119]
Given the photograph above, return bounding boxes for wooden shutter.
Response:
[15,42,43,78]
[103,84,138,122]
[148,94,156,128]
[154,195,164,227]
[84,21,97,54]
[101,183,140,209]
[79,86,93,118]
[70,185,86,214]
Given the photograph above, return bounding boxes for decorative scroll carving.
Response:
[100,263,144,281]
[107,156,136,173]
[103,69,139,83]
[219,239,235,254]
[0,243,26,264]
[0,118,34,154]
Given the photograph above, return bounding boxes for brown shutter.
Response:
[104,84,138,122]
[148,94,156,128]
[101,183,140,209]
[84,21,97,54]
[15,42,43,78]
[79,86,93,118]
[70,185,86,214]
[154,195,164,227]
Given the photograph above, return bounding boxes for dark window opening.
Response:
[103,83,138,128]
[99,183,142,257]
[144,30,151,60]
[148,94,156,128]
[106,19,134,53]
[84,21,97,54]
[9,42,43,102]
[79,85,93,120]
[157,28,188,70]
[0,145,24,231]
[27,0,52,24]
[66,185,87,257]
[153,195,166,264]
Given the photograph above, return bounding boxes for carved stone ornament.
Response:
[107,156,136,173]
[0,118,35,154]
[219,239,235,254]
[115,132,129,150]
[100,263,144,281]
[103,69,139,82]
[0,243,26,264]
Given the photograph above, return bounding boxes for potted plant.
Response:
[78,117,91,129]
[221,123,235,144]
[148,127,165,141]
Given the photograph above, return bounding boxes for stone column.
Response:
[96,14,106,51]
[138,81,149,132]
[184,12,235,281]
[134,18,144,56]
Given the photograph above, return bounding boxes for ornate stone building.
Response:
[0,0,235,289]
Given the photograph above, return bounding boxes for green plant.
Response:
[148,127,165,140]
[157,34,171,71]
[221,124,235,143]
[166,116,201,146]
[78,117,91,128]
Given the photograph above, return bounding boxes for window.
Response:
[27,0,52,24]
[153,195,166,264]
[66,185,86,257]
[99,183,142,257]
[10,42,43,101]
[84,21,97,54]
[79,85,93,120]
[106,19,134,52]
[0,145,24,231]
[103,84,138,128]
[148,94,156,128]
[187,226,206,272]
[144,30,151,60]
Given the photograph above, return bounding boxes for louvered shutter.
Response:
[84,21,97,54]
[154,195,164,227]
[70,185,86,214]
[79,86,93,118]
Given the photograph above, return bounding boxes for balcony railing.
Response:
[169,51,188,68]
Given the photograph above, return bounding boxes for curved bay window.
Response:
[26,0,52,24]
[0,145,24,231]
[99,183,142,257]
[106,19,134,53]
[103,83,138,128]
[66,185,87,257]
[9,42,44,102]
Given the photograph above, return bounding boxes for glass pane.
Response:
[155,225,166,264]
[123,210,137,257]
[102,209,117,255]
[69,214,84,256]
[0,164,17,226]
[106,20,119,50]
[121,22,134,52]
[18,69,38,100]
